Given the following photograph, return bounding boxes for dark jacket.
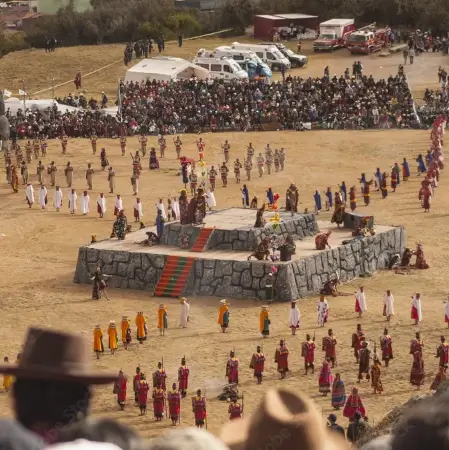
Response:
[328,422,345,437]
[347,419,368,443]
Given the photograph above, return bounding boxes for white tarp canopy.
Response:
[124,56,210,83]
[5,98,79,114]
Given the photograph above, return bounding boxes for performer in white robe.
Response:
[206,187,216,210]
[97,193,106,218]
[68,189,77,214]
[134,197,143,222]
[411,293,423,325]
[157,198,167,219]
[179,297,190,328]
[114,194,123,216]
[383,289,395,321]
[289,300,300,335]
[38,185,47,209]
[53,186,63,212]
[172,196,180,220]
[317,296,329,327]
[25,183,34,208]
[81,191,90,215]
[444,297,449,328]
[355,286,367,317]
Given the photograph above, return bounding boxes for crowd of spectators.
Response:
[5,71,421,139]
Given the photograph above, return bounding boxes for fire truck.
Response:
[346,23,390,55]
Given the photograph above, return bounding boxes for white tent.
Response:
[124,56,210,83]
[5,98,79,114]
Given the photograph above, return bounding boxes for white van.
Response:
[193,52,248,81]
[230,42,291,71]
[214,46,264,65]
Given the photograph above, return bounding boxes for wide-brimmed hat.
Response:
[220,388,347,450]
[220,299,227,305]
[0,327,118,384]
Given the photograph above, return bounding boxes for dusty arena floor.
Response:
[0,48,448,438]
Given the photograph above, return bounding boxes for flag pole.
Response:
[117,78,122,124]
[21,79,26,110]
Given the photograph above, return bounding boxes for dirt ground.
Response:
[0,44,448,439]
[0,37,445,100]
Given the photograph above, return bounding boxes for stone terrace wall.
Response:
[74,226,405,302]
[74,247,165,291]
[289,226,405,298]
[160,212,319,252]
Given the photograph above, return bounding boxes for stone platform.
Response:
[74,208,405,302]
[160,208,318,251]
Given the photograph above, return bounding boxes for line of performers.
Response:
[312,110,446,215]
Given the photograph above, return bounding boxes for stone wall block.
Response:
[315,254,323,274]
[117,262,128,277]
[150,255,165,269]
[251,264,264,278]
[86,248,99,263]
[201,269,215,285]
[233,261,248,272]
[241,269,252,288]
[231,271,242,285]
[113,251,129,263]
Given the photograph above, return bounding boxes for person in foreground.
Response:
[220,387,348,450]
[0,327,118,444]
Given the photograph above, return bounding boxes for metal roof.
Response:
[255,14,283,20]
[275,13,317,19]
[320,18,354,26]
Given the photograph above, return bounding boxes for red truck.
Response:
[346,23,390,55]
[313,18,355,52]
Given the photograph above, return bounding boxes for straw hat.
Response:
[0,327,118,384]
[220,299,227,305]
[159,304,165,309]
[109,321,116,327]
[121,316,128,321]
[261,306,268,311]
[220,388,347,450]
[179,297,187,303]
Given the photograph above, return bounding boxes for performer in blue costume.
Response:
[156,208,165,239]
[374,168,382,190]
[266,187,274,205]
[314,190,322,214]
[339,181,347,202]
[325,187,333,210]
[416,154,426,174]
[401,158,410,181]
[425,150,433,166]
[241,184,249,207]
